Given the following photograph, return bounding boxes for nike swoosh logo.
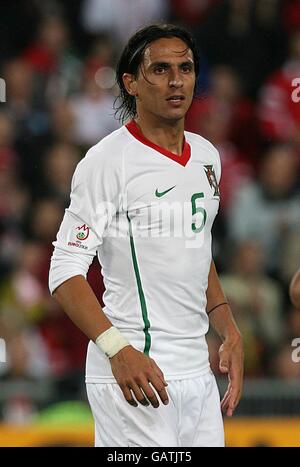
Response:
[155,185,176,197]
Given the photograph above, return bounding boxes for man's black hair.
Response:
[114,23,199,122]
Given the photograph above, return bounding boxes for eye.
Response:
[154,65,168,74]
[181,64,193,73]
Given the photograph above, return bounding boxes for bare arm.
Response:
[53,275,112,340]
[290,268,300,310]
[53,275,168,408]
[206,261,244,417]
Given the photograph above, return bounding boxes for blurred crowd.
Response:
[0,0,300,423]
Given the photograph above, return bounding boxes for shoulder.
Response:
[185,130,220,161]
[185,130,221,178]
[85,126,131,164]
[76,126,131,174]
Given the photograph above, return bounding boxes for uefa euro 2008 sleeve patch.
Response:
[67,224,90,250]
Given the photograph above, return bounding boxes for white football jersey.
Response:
[49,120,221,382]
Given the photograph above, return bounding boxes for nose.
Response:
[168,67,183,88]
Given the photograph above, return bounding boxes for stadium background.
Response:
[0,0,300,447]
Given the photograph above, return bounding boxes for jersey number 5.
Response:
[191,192,207,233]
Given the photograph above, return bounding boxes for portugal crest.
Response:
[76,224,90,241]
[204,165,220,197]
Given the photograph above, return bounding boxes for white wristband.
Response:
[95,326,130,358]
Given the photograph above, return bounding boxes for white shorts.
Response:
[86,370,224,447]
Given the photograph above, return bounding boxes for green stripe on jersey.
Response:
[126,212,151,355]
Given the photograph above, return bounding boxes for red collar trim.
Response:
[125,120,191,167]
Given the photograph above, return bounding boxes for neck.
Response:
[135,112,185,155]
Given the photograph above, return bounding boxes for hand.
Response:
[110,345,169,409]
[219,333,244,417]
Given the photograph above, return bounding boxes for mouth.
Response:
[166,95,185,102]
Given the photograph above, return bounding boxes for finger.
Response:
[221,371,242,415]
[130,383,150,407]
[220,382,232,403]
[148,375,169,406]
[221,393,230,411]
[225,383,241,416]
[227,370,241,408]
[230,385,242,413]
[140,382,160,408]
[234,387,243,407]
[222,400,230,415]
[122,386,138,407]
[221,390,231,413]
[221,384,232,411]
[226,395,236,417]
[222,393,235,416]
[151,359,168,386]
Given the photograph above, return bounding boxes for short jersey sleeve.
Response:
[49,146,122,294]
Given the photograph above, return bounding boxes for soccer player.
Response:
[49,23,244,447]
[290,268,300,309]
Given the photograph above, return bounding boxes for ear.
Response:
[122,73,138,97]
